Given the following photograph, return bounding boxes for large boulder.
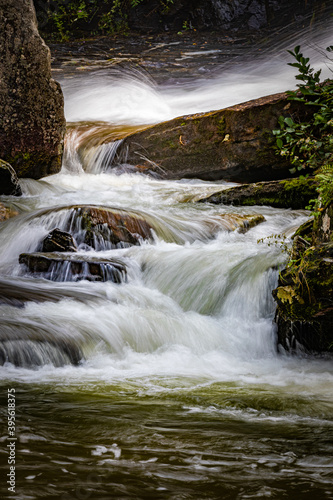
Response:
[117,92,314,183]
[197,177,318,209]
[0,0,65,179]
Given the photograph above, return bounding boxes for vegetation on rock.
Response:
[197,176,318,209]
[273,45,333,210]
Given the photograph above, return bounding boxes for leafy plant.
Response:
[273,45,333,209]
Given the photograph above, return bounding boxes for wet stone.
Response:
[19,252,127,283]
[42,228,78,252]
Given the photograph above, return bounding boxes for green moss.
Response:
[277,242,333,321]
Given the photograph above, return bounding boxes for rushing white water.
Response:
[60,19,333,126]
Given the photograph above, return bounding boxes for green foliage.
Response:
[273,45,333,209]
[37,0,176,39]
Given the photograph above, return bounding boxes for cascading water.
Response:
[1,16,333,500]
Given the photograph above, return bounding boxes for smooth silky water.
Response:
[1,19,333,500]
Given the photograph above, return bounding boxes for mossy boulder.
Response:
[197,176,317,209]
[0,0,65,178]
[117,92,315,183]
[272,211,333,353]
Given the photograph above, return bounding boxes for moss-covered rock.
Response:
[116,92,315,183]
[0,0,65,178]
[272,231,333,353]
[197,176,317,209]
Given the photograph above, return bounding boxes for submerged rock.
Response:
[0,160,22,196]
[198,177,318,209]
[42,228,78,252]
[0,0,65,178]
[117,92,314,183]
[19,252,127,283]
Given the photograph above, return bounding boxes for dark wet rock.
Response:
[272,204,333,354]
[0,0,65,179]
[117,92,315,183]
[42,228,77,252]
[198,177,318,209]
[75,206,153,248]
[0,160,22,196]
[19,252,127,283]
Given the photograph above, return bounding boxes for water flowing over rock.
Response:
[0,0,65,179]
[74,206,154,249]
[197,177,318,209]
[117,92,314,183]
[19,252,127,283]
[0,159,22,196]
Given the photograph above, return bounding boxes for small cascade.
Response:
[85,140,124,174]
[0,339,83,368]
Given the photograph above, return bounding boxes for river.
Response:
[0,17,333,500]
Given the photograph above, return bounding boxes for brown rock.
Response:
[0,203,19,223]
[117,92,314,182]
[76,206,153,248]
[0,0,66,179]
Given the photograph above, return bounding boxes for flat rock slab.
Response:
[197,177,318,209]
[19,252,127,283]
[116,92,315,183]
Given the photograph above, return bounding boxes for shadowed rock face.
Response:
[0,159,22,196]
[117,93,314,183]
[0,0,65,179]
